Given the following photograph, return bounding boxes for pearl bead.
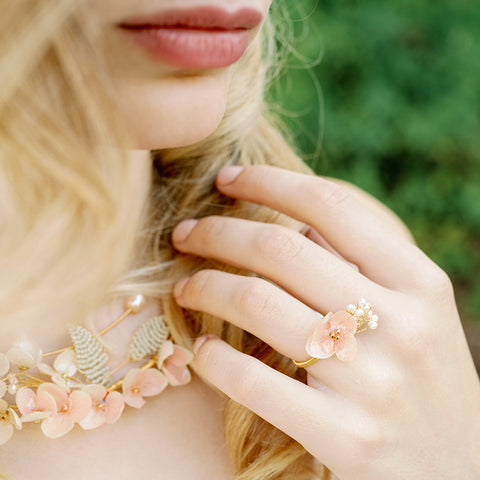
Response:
[368,321,378,330]
[125,294,146,314]
[7,384,18,395]
[346,304,356,314]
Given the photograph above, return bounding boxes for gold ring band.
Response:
[292,356,320,368]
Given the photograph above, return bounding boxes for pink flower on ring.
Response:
[79,385,125,430]
[35,383,92,438]
[122,368,168,408]
[157,341,194,386]
[306,311,358,362]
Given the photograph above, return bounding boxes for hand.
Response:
[171,165,480,480]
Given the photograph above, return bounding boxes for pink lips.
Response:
[118,6,263,69]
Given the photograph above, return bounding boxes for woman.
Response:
[0,0,478,479]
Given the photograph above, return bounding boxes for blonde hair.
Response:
[0,1,331,478]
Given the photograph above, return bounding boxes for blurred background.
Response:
[270,0,480,370]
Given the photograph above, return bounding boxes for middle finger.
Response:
[172,215,388,315]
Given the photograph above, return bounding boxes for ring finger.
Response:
[173,269,393,394]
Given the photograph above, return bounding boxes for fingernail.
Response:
[173,277,190,298]
[193,334,218,355]
[172,219,198,244]
[217,166,244,186]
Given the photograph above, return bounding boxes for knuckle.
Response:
[229,359,268,401]
[183,270,212,301]
[424,264,454,299]
[348,416,385,461]
[301,177,351,210]
[236,280,279,323]
[195,216,225,247]
[392,305,436,360]
[364,367,405,411]
[409,251,454,299]
[256,225,304,262]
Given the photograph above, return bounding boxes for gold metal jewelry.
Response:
[292,356,320,368]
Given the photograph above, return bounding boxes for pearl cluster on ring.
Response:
[346,298,379,331]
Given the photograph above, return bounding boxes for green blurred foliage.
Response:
[269,0,480,322]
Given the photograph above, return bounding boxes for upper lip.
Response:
[118,6,263,31]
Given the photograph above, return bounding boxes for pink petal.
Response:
[122,368,167,409]
[123,390,146,409]
[305,322,335,359]
[322,312,334,329]
[36,391,57,415]
[41,414,75,439]
[122,369,147,408]
[168,345,194,366]
[67,390,92,423]
[125,368,168,397]
[79,406,106,430]
[104,391,125,424]
[0,422,13,445]
[82,384,107,404]
[331,311,357,334]
[37,383,69,410]
[335,333,357,362]
[137,369,168,396]
[157,341,174,368]
[162,362,191,386]
[16,388,37,415]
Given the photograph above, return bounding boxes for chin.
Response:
[114,69,231,151]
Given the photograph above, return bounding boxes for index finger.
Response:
[216,165,429,291]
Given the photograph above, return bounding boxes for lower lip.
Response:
[121,27,250,69]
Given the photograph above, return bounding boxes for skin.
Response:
[5,1,478,478]
[89,1,479,477]
[171,165,480,479]
[85,0,274,149]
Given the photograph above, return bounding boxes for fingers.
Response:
[215,165,427,291]
[172,215,387,316]
[191,334,343,459]
[174,269,324,363]
[174,269,394,394]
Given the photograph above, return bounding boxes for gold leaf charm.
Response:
[69,326,111,386]
[128,316,169,362]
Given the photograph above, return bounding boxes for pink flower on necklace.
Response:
[306,311,358,362]
[122,368,168,408]
[157,340,194,386]
[16,387,57,423]
[79,385,125,430]
[33,383,92,438]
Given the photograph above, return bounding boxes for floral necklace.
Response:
[0,294,194,444]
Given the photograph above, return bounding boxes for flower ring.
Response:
[293,299,379,366]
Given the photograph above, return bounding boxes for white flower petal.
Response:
[0,381,6,398]
[37,363,56,376]
[54,350,77,377]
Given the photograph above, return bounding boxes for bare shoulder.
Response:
[328,177,415,244]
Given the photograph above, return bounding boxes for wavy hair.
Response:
[0,0,331,478]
